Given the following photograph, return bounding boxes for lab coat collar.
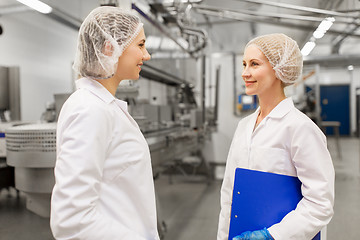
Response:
[254,97,294,119]
[266,97,295,119]
[246,97,294,144]
[76,77,115,104]
[115,99,128,112]
[75,77,129,112]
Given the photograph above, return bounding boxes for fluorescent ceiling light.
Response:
[318,17,335,32]
[301,41,316,56]
[16,0,52,14]
[313,30,325,39]
[313,17,335,39]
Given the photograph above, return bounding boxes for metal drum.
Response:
[6,123,57,217]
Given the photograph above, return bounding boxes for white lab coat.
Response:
[217,97,334,240]
[51,77,160,240]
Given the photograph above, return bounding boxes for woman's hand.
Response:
[232,228,274,240]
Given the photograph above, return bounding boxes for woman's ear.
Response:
[103,41,114,56]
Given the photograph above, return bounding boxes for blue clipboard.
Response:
[228,168,320,240]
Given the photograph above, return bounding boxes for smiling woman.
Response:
[242,45,281,99]
[115,29,151,84]
[218,34,335,240]
[50,6,159,240]
[97,28,151,95]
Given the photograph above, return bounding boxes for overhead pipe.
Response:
[193,6,360,38]
[193,4,358,25]
[236,0,360,50]
[47,7,82,30]
[132,3,195,57]
[238,0,358,18]
[331,18,360,53]
[303,54,360,67]
[176,5,208,54]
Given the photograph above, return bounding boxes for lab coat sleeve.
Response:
[217,156,236,240]
[50,101,146,240]
[217,122,243,240]
[268,121,335,240]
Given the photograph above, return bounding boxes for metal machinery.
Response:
[0,65,57,217]
[118,78,209,179]
[6,123,56,217]
[121,0,211,186]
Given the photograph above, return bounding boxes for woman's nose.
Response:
[242,67,250,79]
[143,49,151,61]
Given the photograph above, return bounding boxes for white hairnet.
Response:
[245,33,303,85]
[73,6,143,79]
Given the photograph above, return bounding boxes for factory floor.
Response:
[0,137,359,240]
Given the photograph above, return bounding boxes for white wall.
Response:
[0,11,78,121]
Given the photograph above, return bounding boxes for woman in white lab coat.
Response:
[217,34,335,240]
[50,6,159,240]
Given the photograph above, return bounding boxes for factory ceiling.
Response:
[1,0,360,58]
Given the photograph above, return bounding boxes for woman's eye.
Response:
[139,44,144,48]
[251,62,258,66]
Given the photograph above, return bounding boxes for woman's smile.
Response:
[245,80,257,87]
